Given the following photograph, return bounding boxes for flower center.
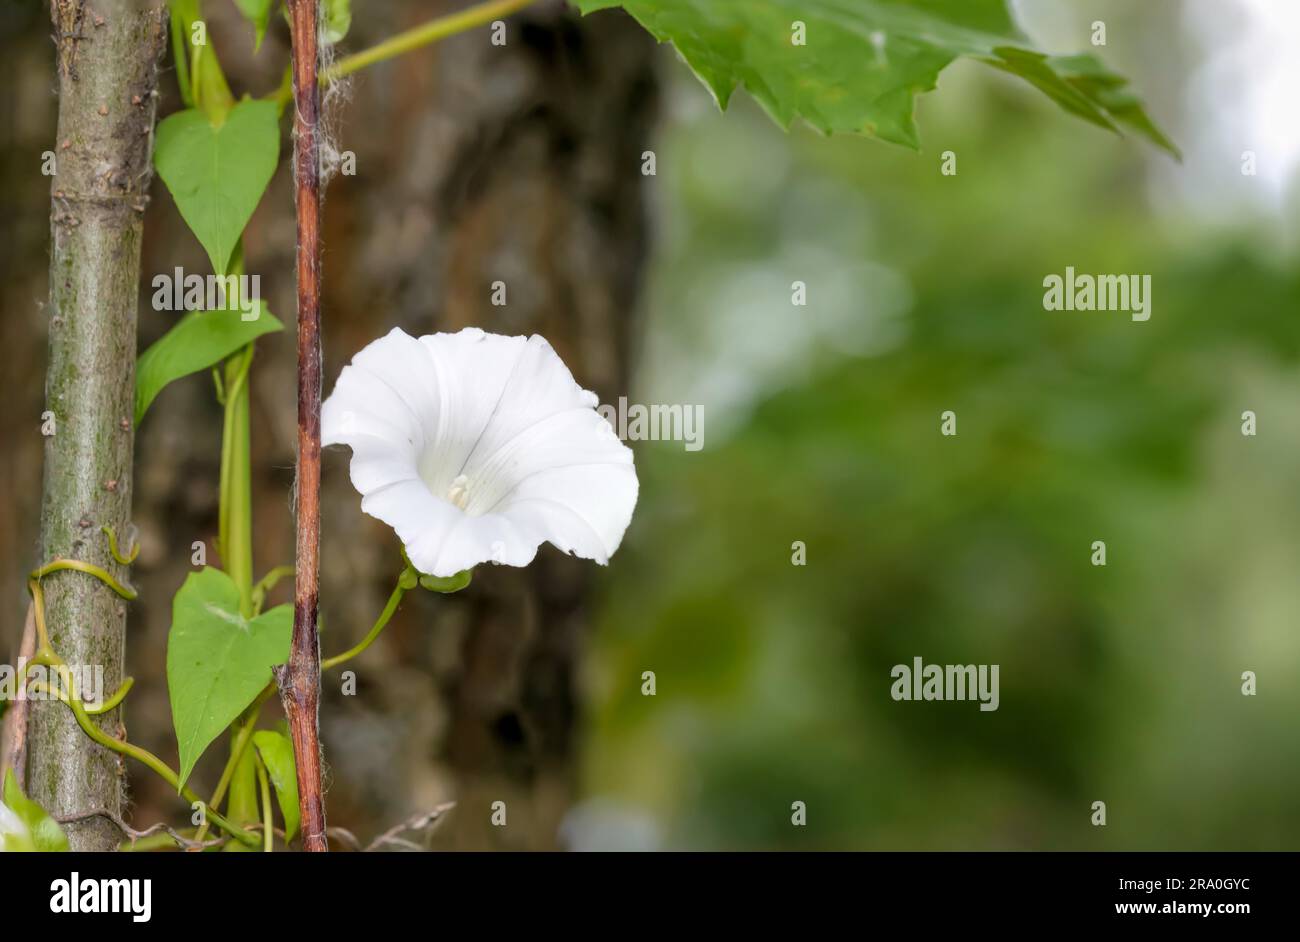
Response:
[446,473,472,511]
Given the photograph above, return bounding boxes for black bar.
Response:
[1,851,1287,929]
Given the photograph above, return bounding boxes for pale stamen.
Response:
[446,473,471,511]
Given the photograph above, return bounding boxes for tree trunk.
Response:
[308,1,659,850]
[414,3,659,849]
[29,0,166,851]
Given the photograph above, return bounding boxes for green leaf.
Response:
[1043,52,1181,159]
[575,0,1175,155]
[324,0,352,43]
[235,0,277,51]
[154,100,281,275]
[167,568,293,791]
[136,301,282,425]
[2,770,70,852]
[253,730,300,840]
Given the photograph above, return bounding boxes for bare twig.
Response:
[364,802,456,852]
[56,808,227,850]
[326,826,363,851]
[321,804,455,852]
[0,603,37,783]
[277,0,328,853]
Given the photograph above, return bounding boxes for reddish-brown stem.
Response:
[280,0,327,853]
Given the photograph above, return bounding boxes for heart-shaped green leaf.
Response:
[253,729,300,840]
[167,568,292,791]
[2,769,70,852]
[136,301,283,425]
[577,0,1176,156]
[154,100,280,275]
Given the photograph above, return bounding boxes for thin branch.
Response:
[325,0,534,83]
[321,805,455,852]
[279,0,329,854]
[326,826,363,851]
[364,802,456,852]
[57,809,227,851]
[269,0,537,107]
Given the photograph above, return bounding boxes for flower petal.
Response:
[495,462,640,561]
[323,327,638,577]
[453,335,601,474]
[358,478,463,574]
[321,330,428,452]
[416,329,530,495]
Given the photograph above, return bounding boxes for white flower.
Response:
[322,327,638,577]
[0,798,29,851]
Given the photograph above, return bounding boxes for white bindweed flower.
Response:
[322,327,638,578]
[0,798,29,851]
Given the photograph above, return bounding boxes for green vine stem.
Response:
[33,665,255,847]
[320,563,417,671]
[26,654,256,847]
[251,564,295,615]
[30,560,137,602]
[191,686,275,845]
[269,0,537,108]
[102,525,140,565]
[26,560,260,849]
[24,677,134,717]
[255,753,273,853]
[218,341,256,616]
[64,686,257,849]
[83,678,134,716]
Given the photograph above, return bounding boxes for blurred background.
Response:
[2,0,1298,850]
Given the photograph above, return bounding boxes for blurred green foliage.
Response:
[581,21,1300,849]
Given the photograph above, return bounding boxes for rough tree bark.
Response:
[28,0,167,851]
[286,2,661,849]
[328,3,660,849]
